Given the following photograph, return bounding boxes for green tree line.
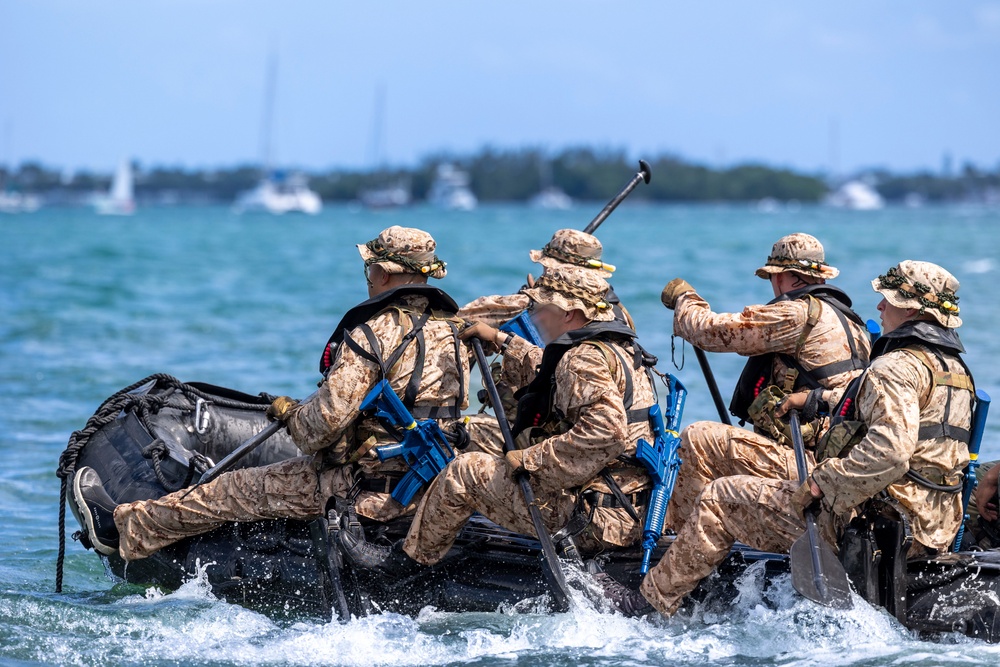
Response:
[2,147,997,204]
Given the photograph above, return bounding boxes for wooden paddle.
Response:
[788,409,853,609]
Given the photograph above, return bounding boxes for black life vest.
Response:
[318,285,464,420]
[319,285,459,374]
[511,320,654,438]
[729,284,868,424]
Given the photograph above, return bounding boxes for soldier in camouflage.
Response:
[603,260,975,618]
[72,226,471,561]
[460,228,630,458]
[340,264,658,575]
[659,233,871,532]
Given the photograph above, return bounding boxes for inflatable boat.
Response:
[57,375,1000,642]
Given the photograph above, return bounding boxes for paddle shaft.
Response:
[470,337,572,611]
[582,160,651,235]
[694,347,732,426]
[790,410,829,600]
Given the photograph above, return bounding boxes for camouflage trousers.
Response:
[403,451,577,565]
[114,456,354,561]
[667,421,814,533]
[463,413,507,457]
[641,475,805,616]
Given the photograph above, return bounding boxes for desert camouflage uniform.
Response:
[641,345,972,615]
[667,289,871,530]
[114,226,469,562]
[404,333,657,563]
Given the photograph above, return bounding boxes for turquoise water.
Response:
[2,203,1000,666]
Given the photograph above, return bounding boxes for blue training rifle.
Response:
[499,310,545,348]
[360,379,456,507]
[635,375,688,574]
[954,388,992,552]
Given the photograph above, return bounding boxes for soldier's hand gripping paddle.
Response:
[469,336,572,612]
[788,410,853,609]
[181,391,317,498]
[582,160,651,235]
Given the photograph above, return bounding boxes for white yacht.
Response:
[529,186,572,210]
[0,190,42,214]
[825,180,885,210]
[93,159,136,216]
[359,181,411,209]
[234,170,322,215]
[427,164,477,211]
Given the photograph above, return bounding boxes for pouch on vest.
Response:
[747,385,815,447]
[816,420,867,462]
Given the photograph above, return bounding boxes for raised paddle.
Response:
[469,336,573,612]
[583,160,651,235]
[788,409,853,609]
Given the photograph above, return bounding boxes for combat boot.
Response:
[72,467,121,557]
[338,530,422,579]
[593,572,654,617]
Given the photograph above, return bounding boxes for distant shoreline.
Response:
[2,146,998,206]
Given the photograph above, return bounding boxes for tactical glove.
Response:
[660,278,696,310]
[267,395,298,422]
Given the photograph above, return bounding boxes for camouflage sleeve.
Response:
[285,315,400,455]
[521,344,628,488]
[811,354,925,514]
[458,293,531,328]
[501,334,543,390]
[673,291,809,356]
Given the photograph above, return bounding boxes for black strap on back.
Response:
[776,300,868,391]
[342,310,432,411]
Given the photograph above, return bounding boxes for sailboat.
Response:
[233,53,322,216]
[358,85,412,210]
[234,170,323,215]
[528,157,572,210]
[93,159,136,216]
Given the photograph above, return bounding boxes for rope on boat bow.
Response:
[54,374,269,593]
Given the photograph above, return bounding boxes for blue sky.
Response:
[1,1,998,174]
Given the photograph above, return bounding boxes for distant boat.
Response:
[358,85,410,210]
[0,190,42,214]
[359,180,411,209]
[93,159,136,216]
[825,180,884,210]
[529,157,572,209]
[529,186,573,210]
[234,170,322,215]
[428,163,477,211]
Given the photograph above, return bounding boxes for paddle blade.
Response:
[790,532,853,609]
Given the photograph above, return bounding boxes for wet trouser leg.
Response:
[403,451,573,565]
[115,456,331,561]
[642,476,805,616]
[667,421,813,533]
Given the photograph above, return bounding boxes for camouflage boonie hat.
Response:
[529,229,615,277]
[522,264,615,322]
[357,226,446,279]
[872,260,962,328]
[755,233,839,280]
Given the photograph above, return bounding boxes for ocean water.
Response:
[2,202,1000,666]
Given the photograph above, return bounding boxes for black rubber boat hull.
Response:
[61,377,1000,642]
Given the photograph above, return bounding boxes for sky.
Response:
[1,1,998,174]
